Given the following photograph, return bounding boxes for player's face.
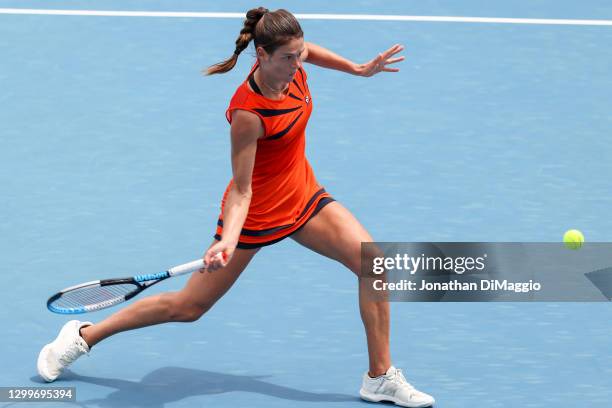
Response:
[258,37,305,83]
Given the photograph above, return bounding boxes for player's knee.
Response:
[347,243,384,276]
[343,245,366,275]
[344,257,361,275]
[168,295,213,323]
[176,307,206,323]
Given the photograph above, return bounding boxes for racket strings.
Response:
[51,284,137,309]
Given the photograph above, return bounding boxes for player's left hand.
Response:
[355,44,405,77]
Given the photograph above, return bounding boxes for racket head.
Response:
[47,278,143,314]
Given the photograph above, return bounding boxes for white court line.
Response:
[0,8,612,26]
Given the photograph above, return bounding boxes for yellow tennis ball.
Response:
[563,229,584,250]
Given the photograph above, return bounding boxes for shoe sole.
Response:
[37,344,57,383]
[360,388,434,408]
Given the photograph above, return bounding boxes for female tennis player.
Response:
[38,8,434,407]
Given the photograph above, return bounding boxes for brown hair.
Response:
[205,7,303,75]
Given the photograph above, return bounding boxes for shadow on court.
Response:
[30,367,357,408]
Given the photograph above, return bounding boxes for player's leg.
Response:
[291,202,435,407]
[290,201,391,375]
[38,242,259,382]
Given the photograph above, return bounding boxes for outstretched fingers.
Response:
[382,44,404,59]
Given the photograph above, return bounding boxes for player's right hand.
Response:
[202,241,233,272]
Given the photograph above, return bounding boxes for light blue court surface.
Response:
[1,1,611,407]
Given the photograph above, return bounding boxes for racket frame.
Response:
[47,259,206,314]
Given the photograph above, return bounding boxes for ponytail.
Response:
[205,7,269,75]
[205,7,303,76]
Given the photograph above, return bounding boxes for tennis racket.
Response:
[47,256,223,314]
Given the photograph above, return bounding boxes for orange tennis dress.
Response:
[215,62,334,249]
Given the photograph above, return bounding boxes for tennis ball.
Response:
[563,229,584,250]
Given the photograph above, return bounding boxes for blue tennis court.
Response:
[1,1,611,407]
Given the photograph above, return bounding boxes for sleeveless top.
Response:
[215,62,331,247]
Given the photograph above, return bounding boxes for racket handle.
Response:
[167,259,205,276]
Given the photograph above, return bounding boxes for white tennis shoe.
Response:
[37,320,92,382]
[360,365,435,408]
